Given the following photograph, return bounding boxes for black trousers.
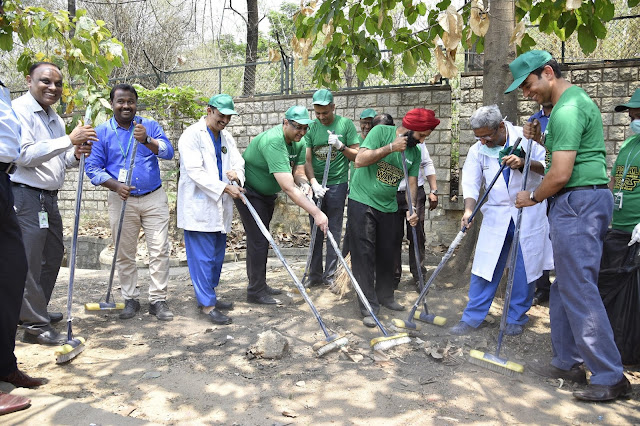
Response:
[347,199,400,316]
[394,186,427,284]
[0,173,28,376]
[234,187,277,297]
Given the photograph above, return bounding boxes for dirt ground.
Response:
[8,256,640,425]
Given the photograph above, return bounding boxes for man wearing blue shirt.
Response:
[85,84,175,321]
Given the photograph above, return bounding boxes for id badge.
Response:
[118,168,128,183]
[38,211,49,229]
[613,192,623,211]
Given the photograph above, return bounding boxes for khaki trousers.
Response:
[108,187,170,303]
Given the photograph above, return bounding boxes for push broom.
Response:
[468,137,533,376]
[300,134,332,287]
[84,117,143,313]
[237,185,347,356]
[325,230,411,351]
[55,109,94,363]
[391,137,523,333]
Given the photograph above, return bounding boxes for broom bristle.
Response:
[468,349,523,376]
[328,253,352,298]
[390,318,421,331]
[55,337,86,364]
[315,335,349,356]
[84,302,125,312]
[370,333,411,351]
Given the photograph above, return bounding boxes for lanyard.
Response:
[110,118,136,161]
[618,141,640,190]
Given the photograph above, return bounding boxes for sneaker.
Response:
[119,299,140,320]
[449,320,475,336]
[149,301,174,321]
[504,323,524,336]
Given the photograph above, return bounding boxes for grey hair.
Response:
[470,105,502,130]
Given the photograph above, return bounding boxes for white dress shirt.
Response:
[0,83,21,163]
[10,91,77,190]
[397,143,436,191]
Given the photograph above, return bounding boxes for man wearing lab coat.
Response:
[451,105,553,336]
[177,94,245,325]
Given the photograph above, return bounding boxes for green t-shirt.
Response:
[544,85,608,187]
[304,114,360,185]
[243,125,305,196]
[611,134,640,233]
[348,125,420,213]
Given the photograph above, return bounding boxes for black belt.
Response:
[556,184,608,196]
[11,182,58,196]
[129,185,162,197]
[0,162,16,174]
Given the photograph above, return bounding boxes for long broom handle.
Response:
[326,230,390,337]
[407,137,523,319]
[66,153,85,341]
[496,138,533,357]
[238,188,332,338]
[400,151,429,316]
[301,143,333,283]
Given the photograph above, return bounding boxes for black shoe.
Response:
[119,299,141,320]
[48,312,63,323]
[206,308,232,325]
[22,328,67,346]
[247,294,278,305]
[362,316,376,328]
[304,280,324,288]
[532,289,549,306]
[573,376,632,402]
[382,300,405,311]
[215,300,234,310]
[528,362,588,385]
[149,301,174,321]
[265,286,283,295]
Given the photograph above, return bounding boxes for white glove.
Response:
[299,182,312,201]
[327,132,345,151]
[311,181,328,198]
[629,223,640,246]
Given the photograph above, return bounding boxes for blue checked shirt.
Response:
[85,116,174,195]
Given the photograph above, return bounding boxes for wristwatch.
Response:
[430,189,438,195]
[529,191,539,203]
[339,145,346,152]
[143,135,152,145]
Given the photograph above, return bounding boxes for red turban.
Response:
[402,108,440,131]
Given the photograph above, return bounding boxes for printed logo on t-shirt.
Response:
[313,145,339,161]
[376,161,403,186]
[614,165,640,191]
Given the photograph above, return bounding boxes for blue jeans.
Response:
[309,182,348,285]
[548,188,623,386]
[184,230,226,307]
[462,220,533,327]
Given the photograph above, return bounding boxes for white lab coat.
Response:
[461,122,554,282]
[177,118,245,233]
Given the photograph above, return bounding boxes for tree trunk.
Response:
[439,0,516,287]
[68,0,76,37]
[243,0,258,97]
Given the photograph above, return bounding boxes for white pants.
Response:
[108,188,170,303]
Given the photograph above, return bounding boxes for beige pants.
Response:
[108,188,170,303]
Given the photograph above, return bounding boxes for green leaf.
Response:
[0,30,13,51]
[539,13,551,33]
[628,0,640,7]
[416,2,427,15]
[591,18,607,39]
[577,25,597,54]
[402,50,418,76]
[520,33,537,52]
[530,4,542,22]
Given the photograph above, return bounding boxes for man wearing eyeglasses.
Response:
[234,106,329,305]
[450,104,552,337]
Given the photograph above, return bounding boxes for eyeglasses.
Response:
[288,120,308,132]
[474,127,499,142]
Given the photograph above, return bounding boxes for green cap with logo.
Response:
[208,94,238,115]
[285,105,313,125]
[504,50,553,94]
[360,108,377,119]
[615,88,640,112]
[312,89,334,105]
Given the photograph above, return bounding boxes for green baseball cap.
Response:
[615,88,640,112]
[312,89,334,105]
[208,94,238,115]
[285,105,313,125]
[504,50,553,94]
[360,108,377,119]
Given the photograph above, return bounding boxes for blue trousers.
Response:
[462,220,534,327]
[309,182,348,285]
[548,188,623,386]
[184,230,227,307]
